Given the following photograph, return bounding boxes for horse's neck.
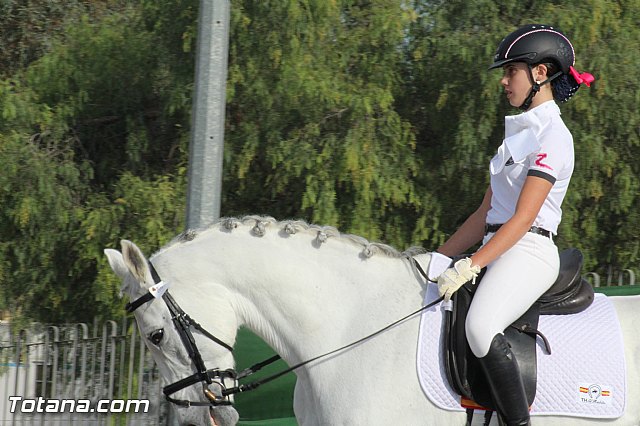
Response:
[157,227,426,364]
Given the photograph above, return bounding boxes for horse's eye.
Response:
[149,329,164,345]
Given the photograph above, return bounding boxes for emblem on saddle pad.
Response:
[579,384,612,405]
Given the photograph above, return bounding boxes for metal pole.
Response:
[186,0,230,230]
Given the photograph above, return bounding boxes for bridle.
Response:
[125,263,250,407]
[126,260,442,408]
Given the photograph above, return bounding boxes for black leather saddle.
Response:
[443,248,594,412]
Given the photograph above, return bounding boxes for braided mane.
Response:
[153,215,427,260]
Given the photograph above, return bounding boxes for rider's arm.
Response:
[469,175,553,269]
[437,186,493,258]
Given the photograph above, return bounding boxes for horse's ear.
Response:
[120,240,153,286]
[104,248,129,280]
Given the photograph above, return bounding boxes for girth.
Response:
[443,247,594,410]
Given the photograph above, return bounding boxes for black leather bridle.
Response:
[126,259,441,408]
[125,262,272,407]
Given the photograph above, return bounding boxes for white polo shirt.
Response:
[486,100,574,235]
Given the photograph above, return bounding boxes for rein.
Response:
[126,259,441,407]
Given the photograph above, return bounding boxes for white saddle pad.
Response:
[417,284,626,419]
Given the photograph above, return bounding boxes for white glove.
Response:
[437,258,481,301]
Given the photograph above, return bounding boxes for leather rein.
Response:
[126,260,441,408]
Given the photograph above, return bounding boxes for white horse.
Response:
[105,216,640,426]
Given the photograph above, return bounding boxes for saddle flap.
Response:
[444,281,540,410]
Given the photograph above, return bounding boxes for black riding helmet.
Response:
[489,24,593,110]
[489,24,574,73]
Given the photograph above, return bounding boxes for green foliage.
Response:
[0,131,89,321]
[0,0,82,76]
[224,1,421,246]
[0,2,191,322]
[1,0,640,322]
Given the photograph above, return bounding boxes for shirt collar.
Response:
[505,100,560,138]
[490,101,560,175]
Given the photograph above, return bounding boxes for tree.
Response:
[223,1,422,244]
[0,3,190,322]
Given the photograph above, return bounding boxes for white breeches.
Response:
[465,232,560,358]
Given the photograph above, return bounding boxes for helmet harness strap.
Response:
[519,64,563,110]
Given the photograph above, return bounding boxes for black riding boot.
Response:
[478,333,531,426]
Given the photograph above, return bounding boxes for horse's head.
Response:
[105,240,239,426]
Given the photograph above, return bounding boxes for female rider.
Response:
[435,24,594,425]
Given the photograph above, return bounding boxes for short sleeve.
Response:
[526,134,569,184]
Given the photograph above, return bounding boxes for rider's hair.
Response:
[539,61,580,103]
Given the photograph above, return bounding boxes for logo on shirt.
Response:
[535,153,553,170]
[505,157,514,166]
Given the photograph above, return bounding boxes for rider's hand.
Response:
[437,258,481,301]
